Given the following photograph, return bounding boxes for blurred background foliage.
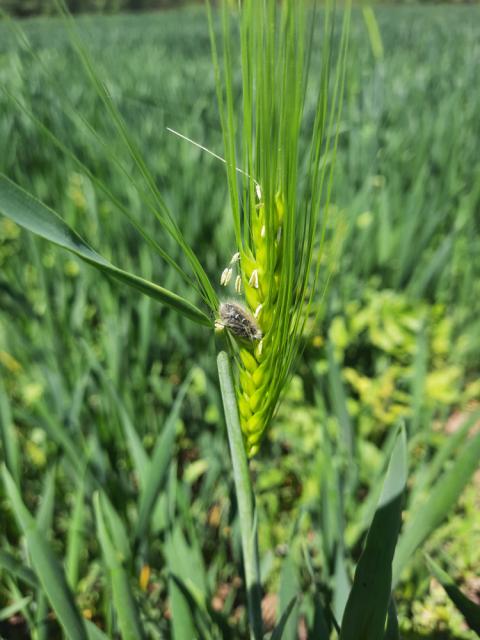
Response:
[0,0,198,19]
[0,0,203,17]
[0,0,477,19]
[0,4,479,639]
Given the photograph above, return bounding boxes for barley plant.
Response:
[1,1,480,639]
[208,0,349,462]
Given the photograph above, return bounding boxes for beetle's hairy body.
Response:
[218,302,262,342]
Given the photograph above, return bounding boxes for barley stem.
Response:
[217,351,263,640]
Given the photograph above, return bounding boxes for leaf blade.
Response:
[271,597,298,640]
[93,492,145,640]
[0,174,212,327]
[1,465,88,640]
[135,373,192,540]
[340,427,407,640]
[425,554,480,633]
[393,430,480,586]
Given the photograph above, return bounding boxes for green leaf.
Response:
[85,619,111,640]
[164,473,213,639]
[164,503,208,599]
[93,492,145,640]
[384,597,400,640]
[311,593,332,639]
[36,467,56,530]
[168,575,200,640]
[1,465,88,640]
[411,410,480,502]
[0,551,39,588]
[340,426,407,640]
[135,373,192,540]
[35,468,56,640]
[271,597,298,640]
[0,595,32,622]
[425,554,480,634]
[167,573,211,640]
[327,340,355,467]
[114,395,150,490]
[393,429,480,586]
[0,174,211,327]
[100,493,131,562]
[333,547,350,624]
[66,482,86,590]
[57,3,219,312]
[278,557,300,640]
[362,7,384,61]
[409,327,428,435]
[0,375,20,484]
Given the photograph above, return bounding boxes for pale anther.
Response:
[255,183,262,201]
[220,267,233,286]
[254,303,263,318]
[235,275,242,293]
[261,225,266,238]
[249,269,259,289]
[230,252,241,264]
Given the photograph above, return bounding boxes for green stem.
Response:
[217,351,263,640]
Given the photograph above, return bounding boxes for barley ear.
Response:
[210,0,350,456]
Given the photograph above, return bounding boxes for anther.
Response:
[248,269,259,289]
[235,275,242,294]
[220,267,233,286]
[254,303,263,319]
[230,252,240,264]
[261,225,266,238]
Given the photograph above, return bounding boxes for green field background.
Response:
[0,5,479,638]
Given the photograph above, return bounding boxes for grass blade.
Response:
[168,573,202,640]
[167,572,214,640]
[0,595,32,622]
[0,551,39,588]
[135,373,192,540]
[384,597,400,640]
[93,492,145,640]
[393,429,480,586]
[35,468,56,640]
[85,619,111,640]
[36,468,56,530]
[271,596,298,640]
[333,547,350,625]
[0,374,20,483]
[411,410,480,502]
[0,174,212,327]
[362,7,384,62]
[66,482,86,590]
[55,1,218,312]
[425,554,480,634]
[327,340,355,466]
[278,556,300,640]
[1,465,88,640]
[340,426,407,640]
[114,395,150,490]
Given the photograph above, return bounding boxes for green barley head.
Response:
[209,0,350,456]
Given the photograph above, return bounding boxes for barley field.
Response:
[0,4,479,639]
